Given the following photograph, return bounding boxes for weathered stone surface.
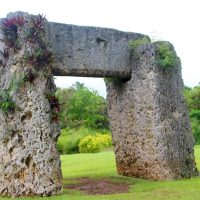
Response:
[47,23,144,78]
[0,68,62,196]
[0,11,198,198]
[0,13,146,78]
[106,43,198,180]
[0,20,3,52]
[0,14,62,197]
[0,66,62,197]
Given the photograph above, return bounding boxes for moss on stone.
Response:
[128,36,151,51]
[104,78,129,87]
[154,41,180,69]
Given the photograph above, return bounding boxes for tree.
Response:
[56,82,109,130]
[184,86,200,111]
[56,87,74,128]
[184,86,200,144]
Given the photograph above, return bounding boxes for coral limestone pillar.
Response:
[0,13,62,197]
[106,42,198,180]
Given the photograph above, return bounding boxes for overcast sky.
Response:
[1,0,199,97]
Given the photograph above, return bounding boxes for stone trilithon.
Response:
[0,12,198,197]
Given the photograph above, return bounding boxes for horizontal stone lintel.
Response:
[48,23,145,78]
[0,14,147,78]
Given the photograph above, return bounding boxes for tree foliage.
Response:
[184,85,200,144]
[155,41,179,69]
[184,86,200,111]
[56,82,109,130]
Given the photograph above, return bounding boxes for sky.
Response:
[1,0,199,97]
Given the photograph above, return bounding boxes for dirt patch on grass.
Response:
[64,178,129,195]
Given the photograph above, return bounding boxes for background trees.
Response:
[56,82,109,130]
[56,82,200,154]
[55,82,110,154]
[184,85,200,144]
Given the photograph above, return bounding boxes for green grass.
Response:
[62,151,116,178]
[1,146,200,200]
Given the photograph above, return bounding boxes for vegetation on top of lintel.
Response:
[128,36,179,69]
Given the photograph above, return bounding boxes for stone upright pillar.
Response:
[0,13,62,197]
[0,66,62,197]
[106,42,198,180]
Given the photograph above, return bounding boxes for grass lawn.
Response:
[1,146,200,200]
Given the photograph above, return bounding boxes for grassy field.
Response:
[1,146,200,200]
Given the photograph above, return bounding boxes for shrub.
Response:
[155,41,179,69]
[78,135,101,153]
[78,134,112,153]
[96,133,112,147]
[57,127,96,154]
[57,129,82,154]
[57,127,112,154]
[57,129,80,154]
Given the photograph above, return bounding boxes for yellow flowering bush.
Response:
[78,134,112,153]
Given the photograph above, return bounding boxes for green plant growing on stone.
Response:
[0,72,27,114]
[0,48,9,60]
[23,47,54,69]
[0,58,5,68]
[128,37,179,70]
[23,69,36,84]
[0,16,24,68]
[155,41,179,69]
[128,36,151,51]
[0,48,10,68]
[24,14,46,43]
[104,78,122,87]
[0,91,15,113]
[22,14,54,70]
[0,73,27,114]
[0,16,25,51]
[0,59,3,67]
[21,14,57,120]
[46,92,60,122]
[8,73,26,92]
[104,77,129,87]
